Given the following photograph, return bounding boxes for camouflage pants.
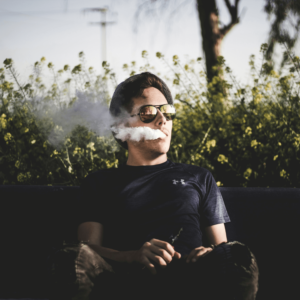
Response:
[46,241,255,300]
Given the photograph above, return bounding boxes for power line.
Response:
[0,9,81,15]
[82,7,116,68]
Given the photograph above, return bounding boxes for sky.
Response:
[0,0,298,94]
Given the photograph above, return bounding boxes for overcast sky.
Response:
[0,0,297,92]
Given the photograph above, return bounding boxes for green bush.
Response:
[1,44,299,187]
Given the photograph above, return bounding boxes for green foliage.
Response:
[0,53,124,186]
[1,45,300,187]
[166,43,300,188]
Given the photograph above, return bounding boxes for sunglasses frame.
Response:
[130,104,176,123]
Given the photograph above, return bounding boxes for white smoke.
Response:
[30,90,131,150]
[111,125,167,142]
[29,90,166,149]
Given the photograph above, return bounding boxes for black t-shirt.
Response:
[78,159,231,255]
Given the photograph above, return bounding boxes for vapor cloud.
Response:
[111,125,166,142]
[31,90,130,150]
[30,90,165,149]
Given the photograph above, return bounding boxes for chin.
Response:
[148,141,170,154]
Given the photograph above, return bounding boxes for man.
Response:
[74,72,259,300]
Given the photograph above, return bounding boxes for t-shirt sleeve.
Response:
[199,170,231,228]
[77,172,107,226]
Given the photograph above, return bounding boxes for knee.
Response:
[47,241,115,300]
[75,241,115,276]
[204,241,259,300]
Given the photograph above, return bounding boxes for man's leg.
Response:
[47,241,172,300]
[156,241,259,300]
[46,241,118,300]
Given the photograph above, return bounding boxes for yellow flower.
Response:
[280,169,287,178]
[17,172,30,182]
[265,83,271,91]
[273,155,278,161]
[206,140,216,148]
[4,132,12,143]
[256,123,262,129]
[216,181,223,187]
[251,140,258,148]
[31,140,36,144]
[245,127,252,135]
[17,173,26,182]
[217,154,228,164]
[0,114,7,129]
[24,128,29,133]
[87,142,96,151]
[206,140,216,153]
[254,94,262,104]
[243,168,252,180]
[73,147,81,155]
[64,138,71,146]
[278,142,281,146]
[293,137,300,147]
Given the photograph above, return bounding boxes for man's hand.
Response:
[130,238,181,275]
[183,246,213,263]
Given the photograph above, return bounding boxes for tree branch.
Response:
[220,0,240,37]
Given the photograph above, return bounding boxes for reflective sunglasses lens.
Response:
[161,104,176,120]
[140,106,157,123]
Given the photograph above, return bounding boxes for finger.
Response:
[151,245,172,264]
[186,248,206,263]
[186,250,197,263]
[171,245,181,259]
[148,251,168,268]
[190,249,211,262]
[144,258,157,275]
[151,239,175,258]
[201,248,213,258]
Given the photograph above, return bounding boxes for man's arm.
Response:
[77,221,133,264]
[203,223,228,246]
[183,223,228,263]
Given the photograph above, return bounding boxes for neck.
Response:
[126,148,168,166]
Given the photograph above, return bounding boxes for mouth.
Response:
[160,130,168,137]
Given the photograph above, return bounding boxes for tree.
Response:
[264,0,300,69]
[135,0,242,82]
[196,0,240,81]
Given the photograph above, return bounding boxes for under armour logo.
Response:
[172,179,186,185]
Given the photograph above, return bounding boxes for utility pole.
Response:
[82,7,116,68]
[64,0,68,13]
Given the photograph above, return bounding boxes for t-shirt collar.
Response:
[119,159,173,171]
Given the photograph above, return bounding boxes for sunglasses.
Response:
[130,104,176,123]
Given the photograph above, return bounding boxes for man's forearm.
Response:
[88,244,134,264]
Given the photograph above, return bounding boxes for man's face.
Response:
[125,87,173,155]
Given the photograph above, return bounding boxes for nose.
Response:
[154,109,167,126]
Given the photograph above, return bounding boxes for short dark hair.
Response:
[109,72,173,150]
